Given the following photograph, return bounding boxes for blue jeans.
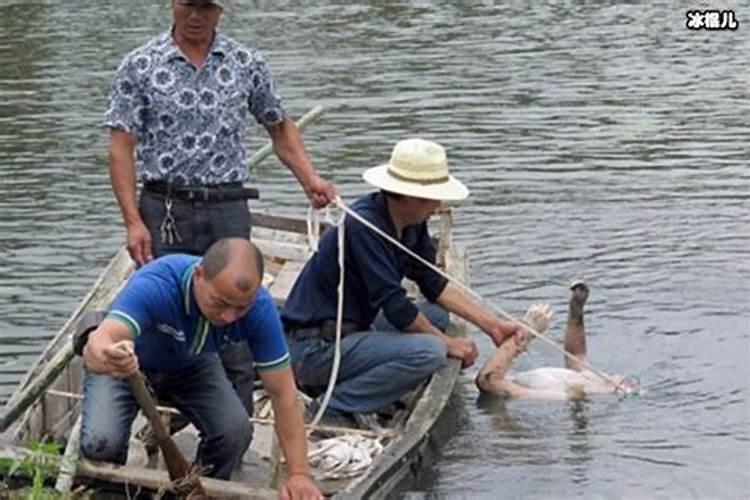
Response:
[287,303,449,414]
[80,354,252,480]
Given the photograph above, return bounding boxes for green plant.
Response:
[0,441,90,499]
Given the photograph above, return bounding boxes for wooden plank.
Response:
[0,444,276,499]
[252,212,332,235]
[268,260,305,305]
[253,227,309,246]
[254,237,311,263]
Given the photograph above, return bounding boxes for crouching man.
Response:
[80,237,322,499]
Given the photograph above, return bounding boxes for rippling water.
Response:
[0,2,747,498]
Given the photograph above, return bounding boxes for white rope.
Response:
[332,197,630,396]
[306,205,322,253]
[308,204,347,429]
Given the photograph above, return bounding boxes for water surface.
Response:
[0,2,747,498]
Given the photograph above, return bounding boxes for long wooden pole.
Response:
[127,372,207,498]
[246,105,325,167]
[0,344,75,433]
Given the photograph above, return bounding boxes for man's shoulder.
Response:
[246,287,276,318]
[346,192,389,233]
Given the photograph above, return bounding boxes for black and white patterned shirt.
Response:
[104,30,287,186]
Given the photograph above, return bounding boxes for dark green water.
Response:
[0,2,748,498]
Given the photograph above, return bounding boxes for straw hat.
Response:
[362,139,469,201]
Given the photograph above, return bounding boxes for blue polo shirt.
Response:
[107,254,289,373]
[281,192,448,331]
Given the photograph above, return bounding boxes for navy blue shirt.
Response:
[281,192,448,331]
[108,254,290,373]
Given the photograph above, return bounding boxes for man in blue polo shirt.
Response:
[81,238,322,497]
[281,139,523,427]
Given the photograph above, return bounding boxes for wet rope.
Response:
[307,204,347,429]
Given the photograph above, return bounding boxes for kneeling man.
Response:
[80,238,321,498]
[282,138,521,425]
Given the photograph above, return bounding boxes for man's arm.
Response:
[265,119,336,208]
[436,282,520,347]
[83,318,138,378]
[109,129,152,266]
[474,337,548,398]
[259,367,322,500]
[404,312,478,368]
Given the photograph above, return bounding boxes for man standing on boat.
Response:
[80,238,323,498]
[104,0,335,432]
[281,138,522,427]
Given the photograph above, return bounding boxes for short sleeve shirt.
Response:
[108,254,290,373]
[104,30,287,186]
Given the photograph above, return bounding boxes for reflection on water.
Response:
[0,1,748,498]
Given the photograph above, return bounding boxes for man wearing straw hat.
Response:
[281,138,522,426]
[104,0,335,435]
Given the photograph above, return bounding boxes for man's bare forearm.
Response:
[436,283,494,332]
[108,130,141,227]
[263,369,312,477]
[267,119,315,186]
[271,390,311,476]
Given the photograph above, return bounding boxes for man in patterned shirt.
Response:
[104,0,335,431]
[80,238,323,497]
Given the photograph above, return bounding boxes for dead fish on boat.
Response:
[308,435,384,480]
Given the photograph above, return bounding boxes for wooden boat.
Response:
[0,208,468,499]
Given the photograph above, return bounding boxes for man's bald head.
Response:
[202,238,264,292]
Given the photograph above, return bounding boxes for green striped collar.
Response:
[180,261,212,355]
[181,262,199,316]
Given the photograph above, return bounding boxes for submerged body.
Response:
[476,280,636,400]
[508,367,624,399]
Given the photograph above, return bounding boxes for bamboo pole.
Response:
[246,105,325,167]
[54,415,81,493]
[0,444,276,499]
[0,343,75,433]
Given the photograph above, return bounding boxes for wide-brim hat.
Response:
[362,138,469,202]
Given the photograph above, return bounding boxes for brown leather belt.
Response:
[143,182,259,202]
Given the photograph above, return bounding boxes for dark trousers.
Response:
[139,189,255,419]
[81,355,251,479]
